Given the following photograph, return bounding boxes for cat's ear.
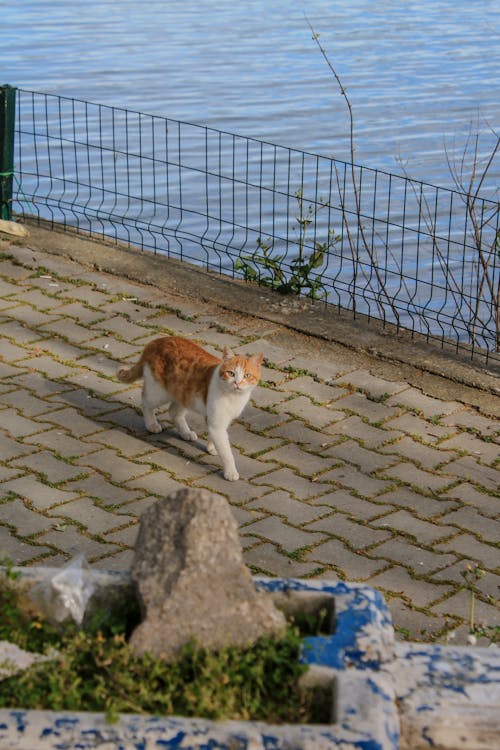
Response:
[250,353,264,367]
[222,346,234,361]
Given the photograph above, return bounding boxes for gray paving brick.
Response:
[85,429,153,458]
[1,340,30,362]
[0,525,52,563]
[39,318,100,344]
[430,562,500,601]
[47,498,134,535]
[311,489,395,520]
[64,474,142,507]
[242,515,326,552]
[36,526,121,561]
[442,456,500,491]
[0,498,55,536]
[12,373,75,399]
[386,388,463,418]
[441,410,500,438]
[230,505,267,527]
[266,420,339,450]
[375,488,459,519]
[335,369,409,398]
[0,409,53,438]
[259,444,336,478]
[90,549,135,570]
[387,413,456,443]
[431,589,499,625]
[325,440,398,474]
[367,565,452,608]
[20,354,79,380]
[284,355,348,381]
[305,514,392,549]
[246,490,331,525]
[249,387,290,409]
[324,415,403,448]
[367,537,457,575]
[372,510,456,544]
[243,541,322,578]
[125,471,184,496]
[228,422,284,455]
[240,404,286,431]
[40,407,107,436]
[75,449,150,483]
[235,340,295,366]
[335,392,403,423]
[51,301,104,325]
[443,483,499,518]
[135,446,217,482]
[277,376,349,403]
[87,337,139,360]
[275,396,344,428]
[435,533,499,571]
[10,451,86,483]
[193,473,270,503]
[0,432,37,461]
[104,523,139,547]
[382,462,454,492]
[24,429,101,458]
[320,465,392,498]
[379,435,459,469]
[439,432,500,465]
[439,507,500,544]
[0,389,64,417]
[12,289,66,311]
[385,597,445,642]
[252,467,333,500]
[306,538,388,580]
[1,476,78,511]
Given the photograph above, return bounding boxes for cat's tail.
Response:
[117,361,144,383]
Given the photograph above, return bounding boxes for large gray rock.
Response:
[129,488,286,659]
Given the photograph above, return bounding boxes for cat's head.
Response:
[219,348,264,392]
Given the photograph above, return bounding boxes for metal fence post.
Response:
[0,84,17,221]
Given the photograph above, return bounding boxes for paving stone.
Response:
[305,513,392,550]
[367,537,457,575]
[50,388,122,418]
[246,490,332,525]
[125,471,184,496]
[12,373,75,398]
[0,389,64,417]
[85,428,153,458]
[3,304,57,329]
[240,404,287,431]
[0,498,56,536]
[230,505,267,527]
[374,411,457,444]
[367,565,452,608]
[443,483,499,518]
[439,432,500,465]
[243,506,326,550]
[112,495,162,517]
[378,435,459,470]
[1,476,79,509]
[104,523,140,547]
[75,449,151,483]
[227,422,284,455]
[24,429,101,458]
[0,276,31,295]
[87,337,140,360]
[372,510,456,544]
[284,355,348,381]
[277,376,349,403]
[36,526,121,561]
[442,455,500,491]
[0,409,53,438]
[0,432,38,461]
[434,533,499,571]
[324,415,403,448]
[0,465,23,482]
[246,388,290,410]
[40,407,107,436]
[252,467,333,500]
[335,391,403,423]
[1,340,30,362]
[0,360,25,379]
[235,339,294,366]
[386,597,445,642]
[382,462,454,492]
[46,301,104,324]
[430,561,500,601]
[0,526,52,563]
[33,336,93,364]
[431,589,500,625]
[325,440,398,474]
[90,548,135,570]
[64,474,142,507]
[58,285,113,308]
[243,541,322,578]
[386,388,463,418]
[12,289,67,311]
[10,451,86,484]
[311,489,395,520]
[135,447,217,482]
[441,410,500,438]
[306,538,388,580]
[375,488,459,519]
[18,354,79,380]
[47,498,134,535]
[319,465,392,498]
[438,507,500,544]
[258,444,336,478]
[193,473,270,504]
[266,420,339,449]
[275,395,344,428]
[39,318,100,344]
[335,369,409,398]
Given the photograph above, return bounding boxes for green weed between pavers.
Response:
[0,570,330,724]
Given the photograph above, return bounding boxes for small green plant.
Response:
[236,190,339,300]
[0,574,330,724]
[460,561,487,644]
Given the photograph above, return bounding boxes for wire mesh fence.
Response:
[10,88,500,363]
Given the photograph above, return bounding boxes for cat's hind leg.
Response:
[142,364,168,433]
[169,402,197,442]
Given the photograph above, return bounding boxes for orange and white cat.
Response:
[117,336,263,481]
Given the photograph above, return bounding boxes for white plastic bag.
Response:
[29,554,95,626]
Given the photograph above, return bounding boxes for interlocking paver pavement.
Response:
[1,229,499,645]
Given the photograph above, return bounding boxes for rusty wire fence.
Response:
[5,87,500,363]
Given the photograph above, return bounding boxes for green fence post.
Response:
[0,84,17,221]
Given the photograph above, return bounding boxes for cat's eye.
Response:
[244,373,252,379]
[226,370,235,377]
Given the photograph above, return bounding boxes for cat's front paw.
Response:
[223,467,239,482]
[145,421,163,434]
[180,429,198,442]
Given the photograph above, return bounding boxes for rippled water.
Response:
[3,0,499,192]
